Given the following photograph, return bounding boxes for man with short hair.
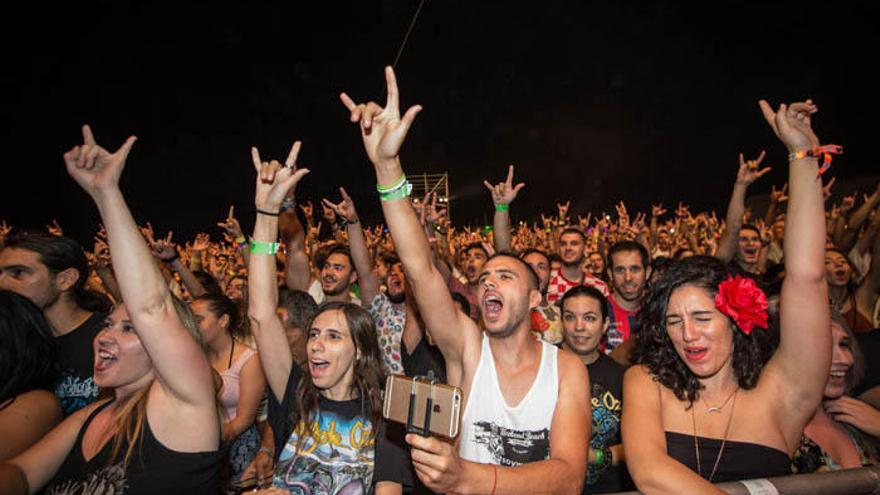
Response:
[604,241,651,354]
[284,211,361,304]
[547,228,609,303]
[341,67,589,494]
[0,234,105,415]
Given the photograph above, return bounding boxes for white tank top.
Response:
[458,334,559,466]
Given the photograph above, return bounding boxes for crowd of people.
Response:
[0,67,878,495]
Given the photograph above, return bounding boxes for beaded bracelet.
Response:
[249,239,280,255]
[788,144,843,175]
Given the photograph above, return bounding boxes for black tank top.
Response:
[665,431,791,483]
[43,400,222,494]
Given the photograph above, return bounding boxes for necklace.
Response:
[702,386,739,414]
[692,388,738,483]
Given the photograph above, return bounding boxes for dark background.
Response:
[2,1,877,244]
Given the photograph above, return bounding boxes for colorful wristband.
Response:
[594,448,604,466]
[494,204,510,211]
[788,144,843,175]
[249,239,279,255]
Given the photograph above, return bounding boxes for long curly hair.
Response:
[291,302,385,447]
[632,256,776,404]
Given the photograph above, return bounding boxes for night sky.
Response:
[2,1,878,244]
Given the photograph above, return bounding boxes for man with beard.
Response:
[341,66,589,494]
[322,187,431,375]
[284,205,360,305]
[446,242,486,320]
[483,165,562,344]
[547,228,609,304]
[0,234,107,415]
[734,224,766,274]
[603,241,651,354]
[585,251,607,282]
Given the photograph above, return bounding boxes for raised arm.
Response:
[283,207,312,292]
[150,232,207,299]
[324,187,380,304]
[340,67,479,374]
[715,151,771,262]
[757,100,831,433]
[247,142,310,402]
[63,125,215,408]
[485,164,525,253]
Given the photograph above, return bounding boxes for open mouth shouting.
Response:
[95,347,118,373]
[309,358,331,378]
[482,291,504,322]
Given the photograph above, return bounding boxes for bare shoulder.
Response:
[8,390,62,417]
[556,348,589,388]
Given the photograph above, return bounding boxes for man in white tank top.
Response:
[340,66,591,495]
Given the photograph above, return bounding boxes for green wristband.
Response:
[249,239,279,255]
[379,181,412,202]
[376,174,407,193]
[495,204,510,211]
[594,447,603,466]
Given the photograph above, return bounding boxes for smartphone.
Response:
[383,374,462,438]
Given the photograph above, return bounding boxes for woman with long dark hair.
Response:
[0,290,61,460]
[246,142,410,494]
[623,100,833,493]
[0,125,221,494]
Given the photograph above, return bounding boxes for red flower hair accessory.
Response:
[714,275,769,335]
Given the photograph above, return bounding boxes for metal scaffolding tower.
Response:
[409,172,451,221]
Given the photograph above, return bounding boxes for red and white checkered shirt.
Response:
[546,268,610,303]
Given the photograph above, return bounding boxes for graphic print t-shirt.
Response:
[603,297,637,354]
[585,354,627,493]
[53,312,104,416]
[268,365,412,495]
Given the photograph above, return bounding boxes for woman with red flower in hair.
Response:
[623,99,834,494]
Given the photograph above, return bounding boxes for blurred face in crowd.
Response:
[609,250,650,303]
[321,253,356,296]
[0,247,66,309]
[478,256,541,338]
[824,321,854,399]
[308,309,357,400]
[93,305,154,394]
[657,230,672,250]
[464,246,488,285]
[772,217,785,241]
[189,299,229,348]
[737,229,761,265]
[522,251,551,294]
[386,262,407,304]
[824,251,852,288]
[665,284,735,381]
[276,307,308,366]
[562,294,608,362]
[586,252,605,277]
[225,277,246,301]
[559,232,585,266]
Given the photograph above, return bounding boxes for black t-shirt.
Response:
[267,364,413,494]
[402,338,447,384]
[53,312,105,416]
[43,400,222,495]
[854,330,880,396]
[585,353,631,493]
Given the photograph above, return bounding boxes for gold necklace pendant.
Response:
[703,386,739,414]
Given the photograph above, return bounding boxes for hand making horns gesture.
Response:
[339,66,423,165]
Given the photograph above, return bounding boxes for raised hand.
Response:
[652,204,667,218]
[557,201,571,221]
[0,220,11,243]
[736,150,771,186]
[252,141,309,212]
[191,233,211,252]
[299,201,314,222]
[759,99,820,152]
[322,187,359,224]
[46,220,63,237]
[63,124,138,197]
[340,66,422,165]
[217,206,244,238]
[483,164,525,206]
[823,176,837,201]
[675,202,690,219]
[770,183,789,204]
[839,193,856,214]
[425,192,448,225]
[150,231,178,261]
